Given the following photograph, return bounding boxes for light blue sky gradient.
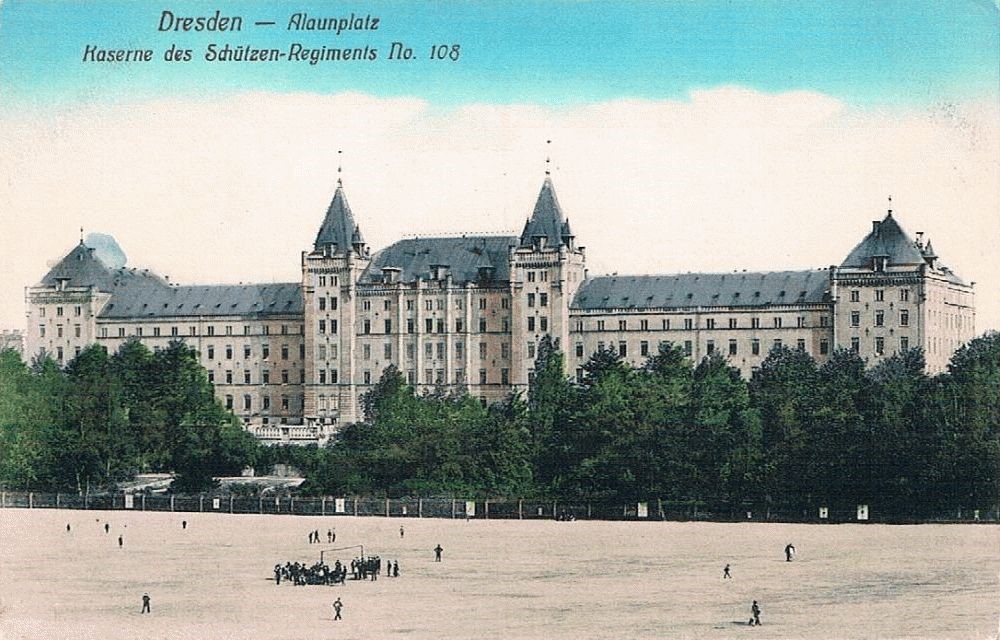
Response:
[1,0,997,108]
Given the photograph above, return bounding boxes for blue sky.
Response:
[1,0,997,108]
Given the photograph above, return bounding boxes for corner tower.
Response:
[830,205,974,373]
[302,181,371,437]
[509,176,587,389]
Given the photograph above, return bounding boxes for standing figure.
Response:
[723,564,731,579]
[327,529,332,543]
[393,561,399,578]
[118,534,123,549]
[182,520,187,530]
[784,543,795,562]
[332,598,343,621]
[434,544,443,562]
[66,524,71,532]
[750,600,761,626]
[104,523,110,534]
[141,593,151,614]
[332,528,337,543]
[400,526,405,538]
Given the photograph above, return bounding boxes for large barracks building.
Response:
[25,176,976,444]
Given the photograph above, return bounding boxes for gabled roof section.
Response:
[314,186,360,253]
[519,177,566,247]
[40,242,119,289]
[99,282,303,318]
[572,270,831,310]
[840,213,926,268]
[360,236,519,284]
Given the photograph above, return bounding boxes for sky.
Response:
[0,1,998,335]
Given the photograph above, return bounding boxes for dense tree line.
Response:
[0,339,258,493]
[1,332,997,519]
[288,333,998,519]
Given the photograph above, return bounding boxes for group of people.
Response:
[722,543,798,626]
[274,560,348,586]
[307,529,336,544]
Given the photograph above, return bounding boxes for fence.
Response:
[0,491,995,524]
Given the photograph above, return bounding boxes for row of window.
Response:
[226,393,297,412]
[38,305,83,318]
[849,309,909,328]
[848,289,910,303]
[209,369,300,385]
[350,340,511,362]
[850,336,909,356]
[203,344,300,361]
[580,315,829,332]
[98,324,300,339]
[354,297,512,312]
[332,316,515,335]
[573,337,830,359]
[38,324,82,339]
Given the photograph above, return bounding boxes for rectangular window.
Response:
[773,317,782,328]
[527,342,535,359]
[225,395,233,410]
[364,371,371,385]
[384,319,392,334]
[900,310,909,326]
[208,371,215,384]
[262,326,269,335]
[330,298,338,310]
[225,371,233,384]
[171,326,179,336]
[243,395,251,411]
[539,293,548,307]
[900,289,910,302]
[751,339,760,356]
[56,306,63,317]
[262,396,270,410]
[281,370,289,384]
[426,300,433,311]
[706,318,715,329]
[875,311,884,327]
[281,345,289,360]
[385,299,392,311]
[262,370,270,384]
[751,318,760,329]
[455,319,464,333]
[425,318,434,333]
[244,345,251,358]
[728,318,737,329]
[478,298,487,310]
[363,344,371,360]
[281,396,289,410]
[330,369,338,383]
[319,370,327,384]
[425,342,433,358]
[243,370,251,384]
[479,342,487,359]
[501,343,509,359]
[850,290,860,302]
[875,336,885,355]
[189,326,196,336]
[684,318,693,330]
[618,341,627,357]
[330,320,337,334]
[207,346,215,359]
[576,342,584,358]
[384,343,392,359]
[851,337,860,353]
[540,317,548,331]
[683,340,692,356]
[406,300,414,311]
[875,290,885,302]
[597,320,605,331]
[527,293,535,307]
[363,300,371,311]
[407,343,415,360]
[662,319,670,330]
[207,326,214,336]
[479,369,487,384]
[226,325,233,336]
[135,327,142,337]
[797,316,805,328]
[820,316,829,328]
[479,318,487,332]
[619,320,628,331]
[363,319,371,334]
[851,312,860,327]
[262,345,270,359]
[407,319,415,334]
[437,342,446,359]
[900,336,909,351]
[501,368,510,385]
[527,272,536,282]
[706,340,715,355]
[319,320,326,334]
[502,319,509,332]
[820,339,829,355]
[729,339,737,356]
[455,341,464,359]
[528,317,535,332]
[640,319,649,331]
[75,325,82,338]
[437,320,445,334]
[319,297,326,311]
[797,339,806,352]
[640,341,649,356]
[773,339,783,349]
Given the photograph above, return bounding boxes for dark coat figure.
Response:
[118,535,123,548]
[434,545,443,561]
[274,564,282,585]
[182,520,187,530]
[141,593,151,614]
[332,529,337,542]
[332,598,343,621]
[104,523,110,534]
[400,526,405,538]
[723,564,731,579]
[66,524,71,532]
[393,561,399,578]
[750,600,761,626]
[327,529,332,543]
[785,543,795,562]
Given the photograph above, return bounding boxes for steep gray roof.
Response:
[840,213,926,268]
[100,283,303,319]
[314,186,361,253]
[519,177,566,247]
[360,236,518,284]
[573,270,831,310]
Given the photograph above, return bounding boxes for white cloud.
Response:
[1,88,997,335]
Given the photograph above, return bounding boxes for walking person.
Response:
[118,534,123,549]
[104,522,110,534]
[784,543,795,562]
[393,561,399,578]
[182,520,187,530]
[400,525,405,538]
[723,563,731,579]
[434,544,443,562]
[141,593,151,614]
[332,598,343,621]
[750,600,761,626]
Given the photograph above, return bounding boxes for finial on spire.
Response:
[887,194,892,215]
[545,139,551,176]
[79,226,84,244]
[337,150,343,187]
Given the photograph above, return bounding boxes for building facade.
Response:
[25,177,975,444]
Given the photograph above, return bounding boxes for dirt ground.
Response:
[0,509,996,639]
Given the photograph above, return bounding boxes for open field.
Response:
[0,510,996,640]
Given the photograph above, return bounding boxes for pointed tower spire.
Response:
[314,152,364,255]
[520,140,566,248]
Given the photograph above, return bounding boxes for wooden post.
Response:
[170,495,175,511]
[142,494,146,511]
[29,492,33,509]
[56,493,60,508]
[229,495,234,513]
[518,499,523,519]
[587,503,592,519]
[199,495,204,512]
[290,497,295,514]
[418,498,423,518]
[353,497,358,517]
[1,491,4,508]
[321,497,326,516]
[485,500,490,519]
[451,499,456,519]
[385,497,390,517]
[553,501,557,519]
